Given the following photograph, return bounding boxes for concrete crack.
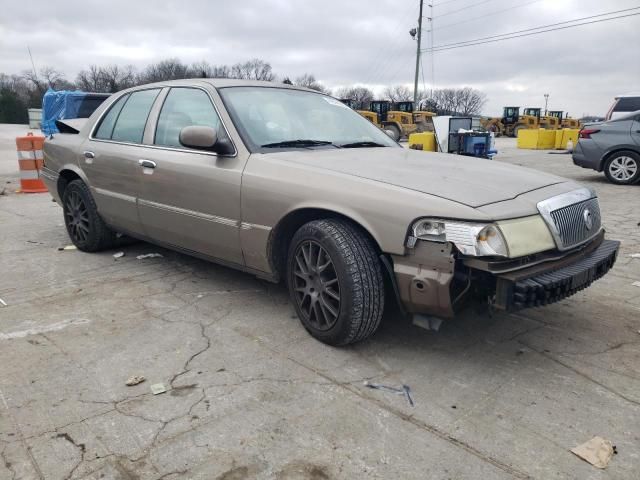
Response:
[55,432,86,480]
[518,339,640,408]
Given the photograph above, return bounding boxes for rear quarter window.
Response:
[94,94,129,140]
[111,89,161,143]
[613,97,640,112]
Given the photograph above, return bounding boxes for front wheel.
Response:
[287,219,385,346]
[604,151,640,185]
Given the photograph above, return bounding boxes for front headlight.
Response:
[409,219,508,257]
[408,215,556,258]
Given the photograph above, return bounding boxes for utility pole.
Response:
[544,93,549,115]
[429,3,434,98]
[412,0,424,107]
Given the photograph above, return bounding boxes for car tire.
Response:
[287,219,385,346]
[62,179,117,252]
[603,151,640,185]
[385,124,401,142]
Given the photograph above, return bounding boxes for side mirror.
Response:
[384,129,396,139]
[179,125,217,149]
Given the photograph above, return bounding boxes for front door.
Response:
[136,86,245,265]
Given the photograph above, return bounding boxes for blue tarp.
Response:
[41,89,110,135]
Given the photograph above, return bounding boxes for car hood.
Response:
[269,147,567,208]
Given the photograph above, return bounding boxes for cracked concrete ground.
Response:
[1,126,639,479]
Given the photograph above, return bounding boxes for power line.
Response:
[434,0,494,18]
[423,9,640,52]
[433,0,464,5]
[430,0,544,32]
[365,4,418,86]
[433,0,468,6]
[425,6,640,50]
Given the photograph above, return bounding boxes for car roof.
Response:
[614,93,640,99]
[122,78,321,93]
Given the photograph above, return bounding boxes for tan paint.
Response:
[41,79,606,318]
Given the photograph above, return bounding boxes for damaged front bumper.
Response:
[391,231,620,320]
[491,237,619,311]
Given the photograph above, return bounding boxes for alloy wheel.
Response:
[64,190,90,243]
[292,240,341,330]
[609,156,637,181]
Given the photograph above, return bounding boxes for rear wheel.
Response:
[287,219,384,346]
[62,179,117,251]
[604,151,640,185]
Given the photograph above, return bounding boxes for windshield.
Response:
[219,87,399,151]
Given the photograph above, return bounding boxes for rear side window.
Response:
[154,88,221,148]
[110,89,160,143]
[94,94,129,140]
[613,97,640,113]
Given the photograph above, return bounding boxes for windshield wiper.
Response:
[339,141,387,148]
[261,139,334,148]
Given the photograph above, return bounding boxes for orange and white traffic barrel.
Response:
[16,132,48,193]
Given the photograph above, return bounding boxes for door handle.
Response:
[83,151,95,159]
[138,159,156,169]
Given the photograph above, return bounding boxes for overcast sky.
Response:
[2,0,639,116]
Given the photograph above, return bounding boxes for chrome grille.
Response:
[549,197,601,249]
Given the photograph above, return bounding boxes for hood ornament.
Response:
[583,208,593,230]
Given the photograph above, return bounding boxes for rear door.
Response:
[81,88,161,233]
[632,115,640,146]
[136,86,245,265]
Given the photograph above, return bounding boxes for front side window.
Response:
[219,87,398,151]
[110,89,160,143]
[155,88,222,148]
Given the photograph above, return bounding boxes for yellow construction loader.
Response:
[481,107,540,137]
[341,99,434,140]
[549,111,582,129]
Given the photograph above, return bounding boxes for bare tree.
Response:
[40,67,67,89]
[230,59,274,81]
[76,65,104,92]
[456,87,487,115]
[188,61,214,78]
[334,86,374,110]
[76,65,136,92]
[294,73,330,94]
[419,87,486,115]
[384,85,412,103]
[23,66,67,92]
[137,59,189,84]
[102,65,136,92]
